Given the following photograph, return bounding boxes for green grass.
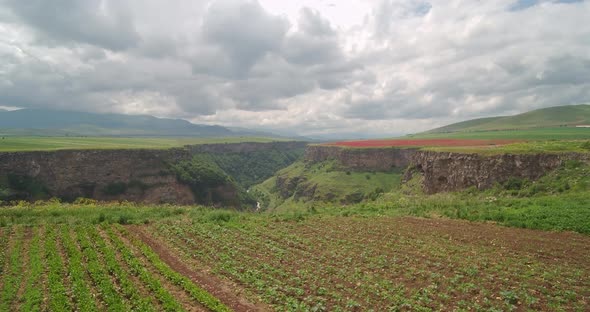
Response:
[425,104,590,133]
[0,136,290,152]
[252,161,402,211]
[424,139,590,154]
[409,127,590,140]
[1,160,589,234]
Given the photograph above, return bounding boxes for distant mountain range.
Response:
[0,109,292,138]
[426,104,590,133]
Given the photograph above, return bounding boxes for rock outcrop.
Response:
[188,141,307,154]
[407,151,590,193]
[0,148,195,204]
[304,145,590,194]
[304,145,416,171]
[0,141,307,205]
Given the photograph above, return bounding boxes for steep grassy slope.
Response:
[427,104,590,133]
[252,161,402,211]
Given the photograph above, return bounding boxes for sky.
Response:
[0,0,588,137]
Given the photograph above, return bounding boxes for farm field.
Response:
[325,137,590,154]
[326,138,520,148]
[0,222,234,312]
[0,136,288,152]
[409,127,590,140]
[0,202,589,311]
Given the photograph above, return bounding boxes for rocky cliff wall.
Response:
[0,141,308,205]
[304,145,590,194]
[408,151,590,193]
[304,145,416,171]
[0,148,195,204]
[187,141,307,154]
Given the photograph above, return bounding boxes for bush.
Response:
[117,214,131,225]
[73,197,98,205]
[208,211,233,223]
[503,177,525,191]
[5,174,48,199]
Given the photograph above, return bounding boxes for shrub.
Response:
[73,197,98,205]
[208,211,233,223]
[117,214,131,225]
[503,177,525,191]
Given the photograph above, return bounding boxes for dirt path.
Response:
[129,225,271,312]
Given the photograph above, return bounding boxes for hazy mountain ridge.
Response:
[0,109,280,138]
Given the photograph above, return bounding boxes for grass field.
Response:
[408,127,590,140]
[0,202,588,311]
[425,104,590,133]
[423,139,590,154]
[0,136,289,152]
[323,129,590,154]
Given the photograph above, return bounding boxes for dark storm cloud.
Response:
[194,0,289,77]
[3,0,141,50]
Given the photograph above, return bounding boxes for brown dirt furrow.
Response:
[112,226,208,312]
[12,227,33,311]
[130,225,271,312]
[96,227,164,311]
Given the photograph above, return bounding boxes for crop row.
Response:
[0,224,229,312]
[113,224,231,312]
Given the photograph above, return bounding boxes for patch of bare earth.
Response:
[129,224,270,312]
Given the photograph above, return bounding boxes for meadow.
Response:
[0,136,287,152]
[407,127,590,140]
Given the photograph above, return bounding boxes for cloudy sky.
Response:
[0,0,588,137]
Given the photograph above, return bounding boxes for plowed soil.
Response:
[142,216,590,311]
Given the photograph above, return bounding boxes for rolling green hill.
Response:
[427,104,590,133]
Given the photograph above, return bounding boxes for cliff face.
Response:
[304,145,416,171]
[304,145,590,194]
[0,149,195,204]
[407,151,590,193]
[188,141,307,154]
[0,141,308,205]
